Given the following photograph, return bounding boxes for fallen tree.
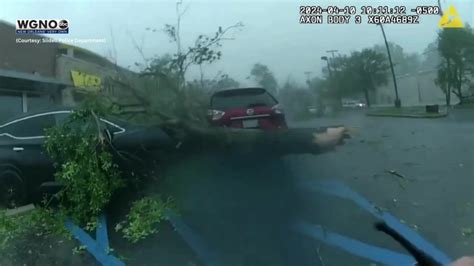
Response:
[163,120,349,156]
[107,78,350,157]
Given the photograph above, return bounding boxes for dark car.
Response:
[208,88,287,130]
[0,109,175,208]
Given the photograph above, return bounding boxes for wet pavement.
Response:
[6,108,472,266]
[285,108,474,264]
[157,108,474,266]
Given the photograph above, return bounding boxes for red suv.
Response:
[208,88,287,130]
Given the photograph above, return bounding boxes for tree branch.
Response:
[128,30,149,69]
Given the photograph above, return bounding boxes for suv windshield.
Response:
[211,89,277,110]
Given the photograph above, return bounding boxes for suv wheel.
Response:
[0,170,26,209]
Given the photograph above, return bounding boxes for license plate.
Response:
[242,119,258,128]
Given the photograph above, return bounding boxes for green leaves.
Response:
[436,25,474,103]
[116,196,175,243]
[1,98,175,260]
[45,102,124,228]
[250,63,278,94]
[328,49,389,106]
[0,208,68,252]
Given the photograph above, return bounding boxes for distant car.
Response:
[307,106,318,114]
[208,88,287,130]
[342,100,366,108]
[0,109,175,208]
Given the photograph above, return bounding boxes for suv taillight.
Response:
[271,104,284,114]
[207,109,226,120]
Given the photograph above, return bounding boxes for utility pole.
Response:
[321,55,340,109]
[417,76,423,103]
[325,50,338,76]
[321,56,332,77]
[378,23,401,108]
[326,50,338,73]
[304,71,312,87]
[326,50,338,59]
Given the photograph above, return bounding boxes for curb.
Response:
[366,112,448,118]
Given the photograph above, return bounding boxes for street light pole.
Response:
[326,49,338,57]
[321,55,341,110]
[326,50,338,74]
[304,71,312,87]
[321,56,332,77]
[378,23,401,108]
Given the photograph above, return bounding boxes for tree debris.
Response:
[316,244,325,266]
[461,227,473,237]
[385,169,408,189]
[386,169,405,179]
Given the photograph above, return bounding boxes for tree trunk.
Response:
[199,64,204,89]
[446,59,451,106]
[161,119,343,156]
[456,65,464,104]
[446,87,451,106]
[453,90,463,104]
[363,88,371,107]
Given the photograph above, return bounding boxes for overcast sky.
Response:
[2,0,473,86]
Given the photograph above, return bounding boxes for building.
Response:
[0,21,67,121]
[0,20,142,122]
[374,69,459,106]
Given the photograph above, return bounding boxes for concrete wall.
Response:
[0,21,59,77]
[55,54,118,85]
[0,21,64,113]
[55,54,143,107]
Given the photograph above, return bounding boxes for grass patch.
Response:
[366,106,448,118]
[454,102,474,109]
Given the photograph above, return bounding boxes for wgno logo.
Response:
[16,19,69,34]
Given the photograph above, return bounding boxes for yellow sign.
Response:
[70,70,101,92]
[438,5,464,28]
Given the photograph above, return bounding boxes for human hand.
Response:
[312,127,348,148]
[451,257,474,266]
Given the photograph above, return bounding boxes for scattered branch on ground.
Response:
[115,196,176,243]
[461,227,473,238]
[316,244,326,266]
[0,208,69,257]
[386,169,406,179]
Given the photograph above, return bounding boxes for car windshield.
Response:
[1,1,473,266]
[211,89,277,110]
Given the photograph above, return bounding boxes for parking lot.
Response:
[111,109,473,265]
[2,109,473,266]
